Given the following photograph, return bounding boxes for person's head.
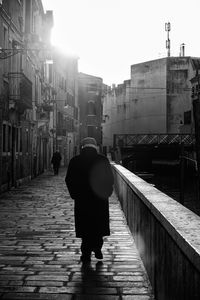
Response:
[81,137,97,150]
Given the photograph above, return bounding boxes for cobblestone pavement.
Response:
[0,169,154,300]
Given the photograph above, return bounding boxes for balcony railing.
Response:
[8,72,32,112]
[41,103,54,112]
[37,102,54,112]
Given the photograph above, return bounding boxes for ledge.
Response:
[112,163,200,272]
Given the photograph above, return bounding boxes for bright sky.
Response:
[42,0,200,86]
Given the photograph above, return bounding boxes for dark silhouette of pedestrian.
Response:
[51,150,62,175]
[65,137,114,262]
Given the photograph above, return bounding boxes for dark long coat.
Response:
[51,152,62,167]
[65,147,114,238]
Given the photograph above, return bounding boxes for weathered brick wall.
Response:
[112,163,200,300]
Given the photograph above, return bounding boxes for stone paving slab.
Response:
[0,169,154,300]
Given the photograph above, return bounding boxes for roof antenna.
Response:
[165,22,171,57]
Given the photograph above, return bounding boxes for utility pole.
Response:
[165,22,171,57]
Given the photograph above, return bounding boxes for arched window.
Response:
[87,100,96,116]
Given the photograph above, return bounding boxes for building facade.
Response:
[78,72,103,146]
[102,57,200,148]
[0,0,53,191]
[0,0,79,192]
[52,50,79,166]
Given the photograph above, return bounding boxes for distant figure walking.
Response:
[65,137,114,262]
[51,150,62,175]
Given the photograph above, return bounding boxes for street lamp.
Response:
[0,47,53,60]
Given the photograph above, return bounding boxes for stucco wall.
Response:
[102,81,132,148]
[130,58,167,133]
[167,57,193,133]
[102,57,200,149]
[102,59,168,149]
[78,73,103,145]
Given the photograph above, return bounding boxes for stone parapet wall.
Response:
[112,163,200,300]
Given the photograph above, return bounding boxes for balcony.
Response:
[86,115,97,126]
[36,102,54,112]
[41,103,54,112]
[8,72,32,113]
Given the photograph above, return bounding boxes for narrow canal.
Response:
[123,158,200,217]
[143,165,200,217]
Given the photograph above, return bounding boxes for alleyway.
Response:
[0,169,154,300]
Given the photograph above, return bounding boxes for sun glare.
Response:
[51,28,78,57]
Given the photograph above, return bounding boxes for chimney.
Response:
[180,43,185,57]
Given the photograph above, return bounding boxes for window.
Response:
[3,27,7,48]
[16,128,19,152]
[3,124,6,152]
[26,130,29,153]
[3,26,8,72]
[33,13,37,33]
[20,128,22,152]
[35,75,38,104]
[49,64,53,83]
[74,107,78,120]
[87,101,96,116]
[87,115,96,126]
[87,83,97,92]
[184,110,191,125]
[87,125,96,137]
[2,1,10,12]
[8,125,11,152]
[64,80,67,91]
[66,93,74,106]
[25,0,31,33]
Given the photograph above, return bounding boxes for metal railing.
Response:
[114,133,195,147]
[8,72,32,109]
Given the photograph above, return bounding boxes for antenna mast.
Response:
[165,22,171,57]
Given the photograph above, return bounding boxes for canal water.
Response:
[144,165,200,217]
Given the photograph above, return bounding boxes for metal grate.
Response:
[114,134,195,147]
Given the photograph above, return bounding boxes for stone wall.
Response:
[112,163,200,300]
